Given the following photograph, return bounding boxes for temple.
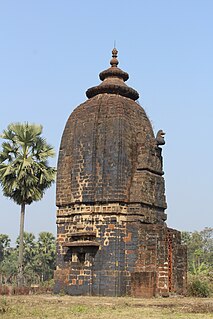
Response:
[54,49,187,297]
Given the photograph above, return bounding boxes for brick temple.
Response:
[54,49,187,297]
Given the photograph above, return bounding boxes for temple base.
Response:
[54,204,187,297]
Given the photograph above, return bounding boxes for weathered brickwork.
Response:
[54,49,187,297]
[56,94,166,207]
[55,205,186,296]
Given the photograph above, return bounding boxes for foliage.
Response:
[0,234,17,284]
[182,228,213,297]
[182,228,213,274]
[0,234,11,262]
[0,232,56,285]
[35,232,56,281]
[187,277,211,297]
[0,122,56,284]
[0,248,18,285]
[16,232,39,284]
[0,122,56,205]
[0,297,9,314]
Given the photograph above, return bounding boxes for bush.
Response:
[0,298,9,313]
[188,278,211,297]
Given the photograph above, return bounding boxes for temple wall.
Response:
[54,204,187,297]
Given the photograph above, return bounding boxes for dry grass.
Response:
[0,294,213,319]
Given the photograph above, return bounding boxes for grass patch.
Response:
[0,295,213,319]
[0,297,9,314]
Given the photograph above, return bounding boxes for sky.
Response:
[0,0,212,244]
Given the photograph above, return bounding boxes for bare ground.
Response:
[1,294,213,319]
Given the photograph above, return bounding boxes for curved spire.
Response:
[86,48,139,101]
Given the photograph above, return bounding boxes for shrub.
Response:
[0,298,9,313]
[188,278,211,297]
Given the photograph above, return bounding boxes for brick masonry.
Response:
[54,50,187,297]
[54,207,187,296]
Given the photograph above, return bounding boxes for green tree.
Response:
[16,232,38,284]
[0,234,18,284]
[35,232,56,282]
[0,234,10,262]
[0,123,56,285]
[182,228,213,274]
[0,248,18,285]
[200,227,213,268]
[182,228,213,296]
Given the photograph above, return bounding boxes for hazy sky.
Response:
[0,0,212,244]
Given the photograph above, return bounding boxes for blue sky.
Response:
[0,0,212,244]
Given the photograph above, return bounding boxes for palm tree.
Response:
[36,232,56,282]
[0,122,56,285]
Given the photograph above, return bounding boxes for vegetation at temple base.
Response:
[0,122,56,286]
[0,232,56,286]
[182,227,213,297]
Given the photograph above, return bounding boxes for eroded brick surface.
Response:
[56,94,166,208]
[55,205,187,297]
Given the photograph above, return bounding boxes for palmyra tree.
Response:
[0,123,56,285]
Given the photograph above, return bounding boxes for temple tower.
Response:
[54,49,187,297]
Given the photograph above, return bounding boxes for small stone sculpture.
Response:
[156,130,165,145]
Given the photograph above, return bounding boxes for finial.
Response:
[86,47,139,100]
[110,48,119,67]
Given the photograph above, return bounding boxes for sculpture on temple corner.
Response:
[156,129,166,146]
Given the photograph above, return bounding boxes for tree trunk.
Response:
[17,203,25,286]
